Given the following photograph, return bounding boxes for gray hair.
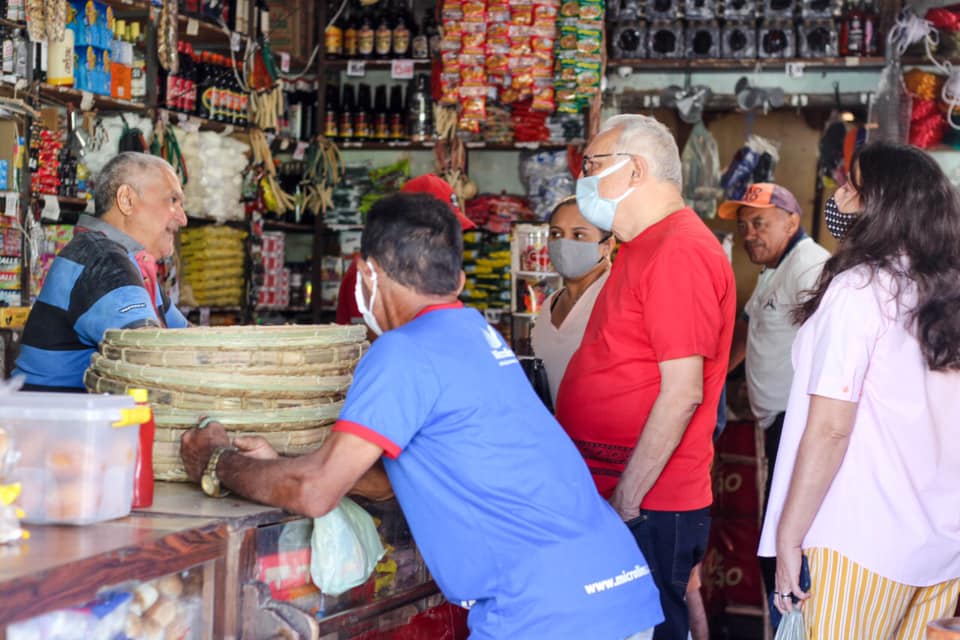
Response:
[599,114,683,188]
[93,152,175,217]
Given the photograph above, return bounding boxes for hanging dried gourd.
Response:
[157,0,178,73]
[25,0,46,42]
[45,0,67,43]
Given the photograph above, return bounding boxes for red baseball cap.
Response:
[717,183,803,220]
[401,173,477,230]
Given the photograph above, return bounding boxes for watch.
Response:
[201,446,235,498]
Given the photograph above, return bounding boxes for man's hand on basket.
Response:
[234,436,279,460]
[180,419,231,482]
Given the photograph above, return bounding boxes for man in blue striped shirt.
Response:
[14,152,188,391]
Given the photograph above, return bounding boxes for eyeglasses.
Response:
[581,153,633,177]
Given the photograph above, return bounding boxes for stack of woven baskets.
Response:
[84,324,368,481]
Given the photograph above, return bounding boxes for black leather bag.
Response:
[520,357,554,413]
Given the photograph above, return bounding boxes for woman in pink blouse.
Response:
[759,142,960,638]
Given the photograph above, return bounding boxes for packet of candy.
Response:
[579,0,604,20]
[577,22,603,55]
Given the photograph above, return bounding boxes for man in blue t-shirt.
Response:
[181,193,663,639]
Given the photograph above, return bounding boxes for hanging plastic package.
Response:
[773,610,805,640]
[870,58,912,143]
[681,121,722,219]
[310,497,386,596]
[721,134,780,200]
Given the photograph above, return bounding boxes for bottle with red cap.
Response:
[128,388,155,509]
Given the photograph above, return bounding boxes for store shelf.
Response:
[177,14,237,45]
[338,141,572,151]
[101,0,151,11]
[179,305,242,313]
[515,270,560,279]
[323,223,364,231]
[185,215,247,228]
[256,306,310,314]
[57,196,89,210]
[322,58,433,70]
[262,220,313,233]
[38,83,148,111]
[608,56,887,71]
[0,17,26,29]
[157,109,248,133]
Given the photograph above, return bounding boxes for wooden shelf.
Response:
[177,14,241,46]
[608,56,887,71]
[338,141,572,151]
[180,305,243,313]
[321,58,433,70]
[38,83,147,111]
[262,220,313,233]
[322,223,364,231]
[57,196,88,208]
[101,0,151,11]
[157,108,248,133]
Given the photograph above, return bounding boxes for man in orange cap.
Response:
[719,182,829,603]
[336,173,476,326]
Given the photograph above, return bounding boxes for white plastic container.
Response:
[0,393,146,525]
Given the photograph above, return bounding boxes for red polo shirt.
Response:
[555,208,736,511]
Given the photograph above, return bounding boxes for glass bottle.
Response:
[406,73,433,142]
[375,2,394,59]
[358,6,376,59]
[863,0,879,56]
[373,84,389,141]
[389,84,405,140]
[839,0,864,56]
[392,0,412,58]
[343,1,359,58]
[339,83,356,141]
[129,22,147,100]
[411,9,429,59]
[423,8,441,58]
[324,1,345,58]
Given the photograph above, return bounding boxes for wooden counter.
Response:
[0,512,227,624]
[0,483,446,640]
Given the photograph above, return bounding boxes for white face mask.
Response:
[575,158,635,232]
[354,260,385,336]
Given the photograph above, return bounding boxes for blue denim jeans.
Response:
[627,508,711,640]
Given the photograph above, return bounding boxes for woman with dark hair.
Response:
[758,142,960,638]
[532,196,615,407]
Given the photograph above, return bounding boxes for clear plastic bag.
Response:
[682,121,722,219]
[310,497,386,596]
[774,609,805,640]
[869,59,912,144]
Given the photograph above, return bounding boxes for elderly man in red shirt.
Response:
[555,114,736,640]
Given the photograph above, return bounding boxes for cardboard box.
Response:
[267,0,316,62]
[0,120,21,193]
[0,307,28,329]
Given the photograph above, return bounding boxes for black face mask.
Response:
[824,195,860,240]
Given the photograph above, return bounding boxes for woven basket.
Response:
[102,324,368,349]
[154,425,330,449]
[153,437,325,482]
[100,341,364,374]
[89,323,365,481]
[89,353,352,398]
[84,369,342,411]
[153,404,341,431]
